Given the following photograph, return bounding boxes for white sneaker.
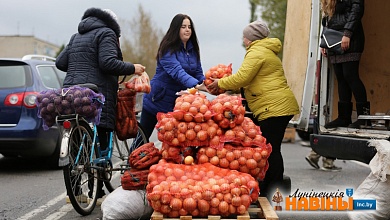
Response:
[320,165,342,172]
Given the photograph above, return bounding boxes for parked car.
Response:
[0,55,66,168]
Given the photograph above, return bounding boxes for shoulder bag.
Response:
[320,28,344,55]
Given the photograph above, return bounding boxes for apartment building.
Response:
[0,35,60,58]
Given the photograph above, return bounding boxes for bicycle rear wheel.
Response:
[105,122,148,192]
[63,120,102,216]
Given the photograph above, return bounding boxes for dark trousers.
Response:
[97,126,112,152]
[128,109,157,154]
[139,109,158,140]
[256,115,293,197]
[333,61,367,103]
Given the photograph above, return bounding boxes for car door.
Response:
[282,0,321,132]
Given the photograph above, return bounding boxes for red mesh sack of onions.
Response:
[156,113,223,149]
[36,86,105,130]
[160,142,195,164]
[210,94,246,130]
[146,160,259,217]
[220,117,266,147]
[196,143,271,181]
[129,142,161,169]
[172,93,213,123]
[121,168,149,190]
[204,63,233,95]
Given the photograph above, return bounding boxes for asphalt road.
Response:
[0,133,371,220]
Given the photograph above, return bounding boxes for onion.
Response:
[82,105,92,115]
[82,88,93,97]
[65,94,73,103]
[81,97,91,105]
[183,198,197,212]
[61,100,70,109]
[41,97,50,107]
[36,93,44,103]
[53,97,62,106]
[73,97,82,107]
[46,103,55,113]
[73,89,82,97]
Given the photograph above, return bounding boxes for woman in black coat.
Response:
[56,8,145,151]
[320,0,369,129]
[306,0,369,172]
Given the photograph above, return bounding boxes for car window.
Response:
[0,65,27,88]
[37,66,62,89]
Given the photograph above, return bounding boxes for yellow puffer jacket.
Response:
[218,38,299,121]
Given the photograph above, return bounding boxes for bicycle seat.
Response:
[64,83,99,93]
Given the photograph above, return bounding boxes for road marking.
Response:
[17,160,126,220]
[17,192,66,220]
[44,204,73,220]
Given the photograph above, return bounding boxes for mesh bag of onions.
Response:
[36,85,105,130]
[146,160,260,218]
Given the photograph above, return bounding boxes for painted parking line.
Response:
[17,192,67,220]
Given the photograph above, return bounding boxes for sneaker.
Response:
[320,165,342,172]
[66,194,90,203]
[305,156,320,169]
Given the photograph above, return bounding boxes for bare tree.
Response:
[120,5,164,80]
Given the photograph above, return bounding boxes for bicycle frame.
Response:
[56,114,129,173]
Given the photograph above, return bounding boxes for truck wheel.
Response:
[297,129,310,141]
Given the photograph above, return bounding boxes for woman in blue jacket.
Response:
[140,14,206,139]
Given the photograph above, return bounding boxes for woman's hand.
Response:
[341,36,350,51]
[134,64,146,76]
[195,82,208,92]
[321,47,327,57]
[206,78,220,94]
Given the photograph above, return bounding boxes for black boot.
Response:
[348,102,371,128]
[324,102,352,129]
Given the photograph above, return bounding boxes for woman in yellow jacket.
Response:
[207,20,299,198]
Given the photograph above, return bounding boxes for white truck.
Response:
[283,0,390,163]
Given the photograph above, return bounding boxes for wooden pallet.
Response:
[150,197,279,220]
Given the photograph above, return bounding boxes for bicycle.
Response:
[55,84,148,215]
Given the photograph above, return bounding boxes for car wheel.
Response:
[297,129,311,141]
[46,137,61,169]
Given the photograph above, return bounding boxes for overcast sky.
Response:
[0,0,254,72]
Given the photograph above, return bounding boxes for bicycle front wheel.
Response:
[105,122,149,192]
[63,120,102,216]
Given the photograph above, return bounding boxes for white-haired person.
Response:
[207,20,299,198]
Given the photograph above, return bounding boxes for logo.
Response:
[275,188,376,211]
[272,188,283,211]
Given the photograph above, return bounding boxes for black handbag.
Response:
[320,28,344,54]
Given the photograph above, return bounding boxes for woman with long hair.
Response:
[139,14,206,140]
[306,0,368,171]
